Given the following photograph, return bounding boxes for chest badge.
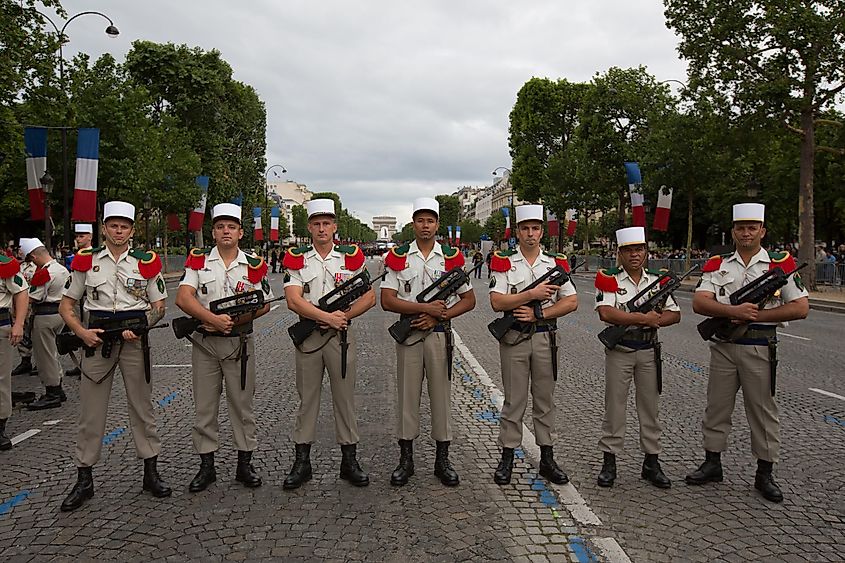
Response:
[404,281,412,293]
[92,265,100,272]
[719,287,726,296]
[616,288,627,295]
[719,270,728,276]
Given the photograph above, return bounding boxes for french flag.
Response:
[502,207,511,239]
[253,207,263,241]
[624,162,646,227]
[547,210,559,237]
[24,127,48,221]
[71,128,99,222]
[455,225,461,245]
[566,209,578,237]
[270,206,280,241]
[653,185,673,232]
[167,213,181,231]
[447,225,453,244]
[187,176,208,232]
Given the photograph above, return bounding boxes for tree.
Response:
[458,219,483,244]
[393,222,414,243]
[291,204,308,239]
[435,194,461,237]
[483,212,507,244]
[664,0,845,288]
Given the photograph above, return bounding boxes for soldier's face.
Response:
[75,233,92,249]
[412,212,438,241]
[103,218,134,246]
[618,243,647,270]
[732,221,765,250]
[212,219,243,247]
[307,215,337,245]
[517,221,543,248]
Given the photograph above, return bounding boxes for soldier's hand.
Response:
[529,282,559,302]
[9,322,24,346]
[641,311,661,328]
[733,302,759,322]
[425,300,448,320]
[122,330,141,342]
[207,314,234,334]
[411,313,438,330]
[513,305,536,323]
[81,328,104,348]
[324,310,348,331]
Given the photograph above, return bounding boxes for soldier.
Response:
[10,241,37,377]
[686,203,809,503]
[19,238,70,410]
[489,204,577,486]
[282,199,374,489]
[593,227,680,488]
[176,203,270,492]
[65,223,93,378]
[381,197,476,487]
[58,201,171,512]
[0,251,29,450]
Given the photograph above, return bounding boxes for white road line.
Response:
[153,364,192,368]
[270,304,280,312]
[453,331,606,529]
[809,388,845,402]
[11,429,41,445]
[594,538,633,563]
[42,419,63,426]
[779,332,811,341]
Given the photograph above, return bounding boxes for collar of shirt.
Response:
[512,248,550,267]
[408,240,443,260]
[97,246,130,263]
[725,247,769,268]
[307,245,342,263]
[207,246,248,269]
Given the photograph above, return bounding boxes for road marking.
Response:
[10,429,41,445]
[779,332,810,341]
[453,331,606,528]
[809,388,845,402]
[42,419,63,426]
[593,538,633,563]
[270,304,280,312]
[153,364,192,368]
[0,491,30,516]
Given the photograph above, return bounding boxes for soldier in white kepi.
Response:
[58,201,171,512]
[10,240,37,377]
[176,203,271,492]
[0,250,29,450]
[65,223,94,377]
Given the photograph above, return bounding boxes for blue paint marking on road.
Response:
[462,374,471,382]
[102,426,126,445]
[0,491,30,517]
[474,410,499,423]
[824,415,845,428]
[514,447,525,459]
[157,391,178,408]
[527,477,560,508]
[472,388,483,400]
[569,536,597,563]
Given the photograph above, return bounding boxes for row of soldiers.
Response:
[0,198,807,512]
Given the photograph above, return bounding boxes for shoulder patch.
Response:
[282,245,311,271]
[185,247,210,270]
[246,253,268,283]
[441,244,465,271]
[13,274,24,287]
[595,268,620,292]
[701,255,723,273]
[261,278,271,293]
[130,249,163,279]
[156,276,166,294]
[489,277,496,288]
[0,255,21,279]
[490,250,515,273]
[384,244,410,271]
[336,244,365,271]
[544,251,571,273]
[794,273,805,292]
[70,247,98,272]
[65,276,73,289]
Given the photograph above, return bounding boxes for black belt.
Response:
[33,302,61,315]
[432,322,451,333]
[620,340,656,350]
[732,325,776,346]
[511,321,557,333]
[0,308,10,326]
[88,310,146,323]
[196,323,253,338]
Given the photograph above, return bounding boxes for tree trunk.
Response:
[685,189,693,272]
[617,188,625,228]
[163,230,169,273]
[798,108,816,290]
[582,210,590,272]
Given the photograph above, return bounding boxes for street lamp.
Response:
[262,164,287,246]
[40,171,55,255]
[36,10,119,249]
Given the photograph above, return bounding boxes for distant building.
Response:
[267,180,313,240]
[452,185,485,220]
[472,175,523,224]
[474,189,494,223]
[372,215,398,241]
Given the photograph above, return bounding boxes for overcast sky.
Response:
[54,0,687,227]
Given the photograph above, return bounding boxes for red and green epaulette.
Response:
[30,267,51,287]
[245,252,268,283]
[768,250,797,274]
[544,251,571,273]
[129,248,163,279]
[701,253,733,273]
[185,247,211,270]
[595,267,621,292]
[282,245,312,270]
[440,243,465,271]
[0,254,20,279]
[384,243,410,271]
[490,249,516,273]
[335,244,366,271]
[70,246,103,273]
[646,267,673,286]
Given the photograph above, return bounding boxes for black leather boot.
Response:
[189,452,216,492]
[26,385,64,410]
[597,452,616,487]
[685,450,723,485]
[642,453,671,488]
[339,444,369,487]
[0,418,12,451]
[283,443,312,490]
[539,445,569,484]
[754,460,783,503]
[434,441,459,486]
[60,467,94,512]
[493,447,515,485]
[390,440,414,486]
[142,456,172,498]
[236,450,262,488]
[11,357,32,376]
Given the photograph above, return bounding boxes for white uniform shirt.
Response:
[29,259,71,303]
[695,248,808,326]
[489,249,576,309]
[21,260,37,283]
[594,267,681,320]
[181,247,273,307]
[382,241,472,306]
[0,270,28,309]
[284,246,366,306]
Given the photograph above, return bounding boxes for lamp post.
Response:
[37,10,119,249]
[263,164,287,245]
[40,171,55,255]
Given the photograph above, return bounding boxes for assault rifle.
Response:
[696,262,808,342]
[487,260,581,342]
[172,290,284,340]
[387,266,470,345]
[288,269,383,378]
[598,265,699,350]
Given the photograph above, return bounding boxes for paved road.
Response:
[1,260,843,562]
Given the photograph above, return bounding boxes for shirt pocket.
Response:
[505,271,526,294]
[298,266,318,295]
[396,268,417,299]
[85,271,109,301]
[197,270,217,297]
[710,274,735,304]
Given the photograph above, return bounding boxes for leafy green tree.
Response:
[291,204,308,239]
[393,222,415,243]
[457,219,483,244]
[434,194,461,238]
[483,212,506,244]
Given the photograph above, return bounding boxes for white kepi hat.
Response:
[74,223,93,234]
[212,203,242,224]
[616,226,646,247]
[733,203,765,223]
[412,197,439,217]
[103,201,135,222]
[306,198,336,219]
[515,204,544,224]
[20,237,45,258]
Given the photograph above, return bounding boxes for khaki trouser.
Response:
[17,315,32,359]
[75,339,160,467]
[396,331,451,442]
[32,313,65,388]
[192,334,257,453]
[702,342,779,462]
[1,327,11,419]
[598,346,661,455]
[293,328,359,445]
[498,330,557,448]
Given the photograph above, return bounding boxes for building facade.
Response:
[372,215,398,241]
[267,180,313,240]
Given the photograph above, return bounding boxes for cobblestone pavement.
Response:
[1,261,843,562]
